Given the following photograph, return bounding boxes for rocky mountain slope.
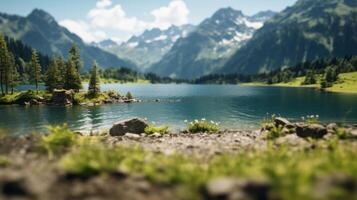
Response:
[98,25,195,71]
[0,9,136,71]
[149,8,275,79]
[222,0,357,74]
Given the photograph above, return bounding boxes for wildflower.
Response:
[210,121,214,124]
[202,118,206,121]
[184,120,188,123]
[194,120,198,123]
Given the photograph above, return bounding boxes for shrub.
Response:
[41,124,77,158]
[261,114,276,128]
[302,115,320,124]
[126,92,133,100]
[0,156,10,167]
[144,125,169,135]
[265,125,286,140]
[187,119,219,133]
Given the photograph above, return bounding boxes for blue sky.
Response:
[0,0,297,42]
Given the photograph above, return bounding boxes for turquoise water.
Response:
[1,84,357,135]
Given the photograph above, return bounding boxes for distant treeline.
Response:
[193,55,357,84]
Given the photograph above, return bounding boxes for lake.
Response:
[1,84,357,135]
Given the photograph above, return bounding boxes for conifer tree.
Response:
[45,59,62,92]
[0,35,8,95]
[69,44,82,71]
[88,61,100,96]
[302,70,316,85]
[64,60,82,92]
[8,53,19,94]
[30,49,41,94]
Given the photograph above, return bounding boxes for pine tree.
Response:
[8,53,19,94]
[325,66,339,83]
[45,59,62,92]
[88,61,100,97]
[64,60,82,92]
[64,44,82,92]
[0,35,8,95]
[30,49,41,94]
[69,44,82,71]
[302,70,317,85]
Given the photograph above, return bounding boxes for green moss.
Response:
[144,125,169,135]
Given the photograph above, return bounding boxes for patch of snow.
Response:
[127,42,138,48]
[154,35,168,41]
[243,19,263,29]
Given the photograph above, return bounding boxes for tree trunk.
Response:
[0,72,4,95]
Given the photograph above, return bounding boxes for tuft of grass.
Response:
[302,115,320,124]
[264,125,286,140]
[144,125,169,135]
[0,156,10,167]
[41,124,78,158]
[187,119,219,133]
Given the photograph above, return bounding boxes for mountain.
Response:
[0,9,136,71]
[93,39,118,49]
[148,7,276,79]
[99,25,195,71]
[222,0,357,74]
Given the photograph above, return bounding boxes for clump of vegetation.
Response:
[261,114,276,128]
[144,125,170,135]
[60,143,128,177]
[264,125,286,140]
[41,124,77,158]
[302,115,320,124]
[125,92,133,100]
[186,119,220,133]
[0,156,10,167]
[334,128,355,140]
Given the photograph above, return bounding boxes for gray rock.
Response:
[51,90,74,106]
[326,123,338,130]
[204,177,271,200]
[109,118,148,136]
[150,132,162,138]
[124,133,141,140]
[274,117,294,128]
[296,123,327,139]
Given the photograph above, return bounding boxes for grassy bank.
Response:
[242,72,357,94]
[0,119,356,200]
[82,78,150,84]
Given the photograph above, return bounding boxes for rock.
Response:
[275,134,310,147]
[261,123,274,131]
[326,123,338,130]
[296,123,327,139]
[29,99,40,105]
[51,90,74,106]
[274,117,294,128]
[109,118,148,136]
[150,133,162,138]
[203,177,271,200]
[124,133,141,140]
[0,172,30,197]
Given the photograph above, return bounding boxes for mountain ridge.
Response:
[0,9,137,71]
[148,7,276,79]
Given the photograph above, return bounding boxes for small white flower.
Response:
[316,115,319,118]
[194,120,198,123]
[210,121,214,124]
[184,120,188,123]
[202,118,206,121]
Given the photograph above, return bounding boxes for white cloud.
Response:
[96,0,112,8]
[59,20,106,43]
[150,0,189,29]
[60,0,190,43]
